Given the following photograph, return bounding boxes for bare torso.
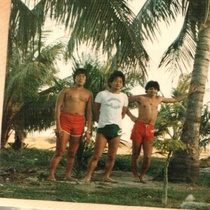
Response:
[137,95,162,125]
[60,87,91,116]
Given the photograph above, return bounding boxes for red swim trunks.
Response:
[130,121,155,143]
[60,112,85,136]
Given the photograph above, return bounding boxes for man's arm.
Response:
[84,91,93,141]
[129,95,141,103]
[86,91,93,132]
[121,106,127,119]
[162,84,197,103]
[94,102,101,122]
[126,108,138,122]
[126,95,140,122]
[54,89,66,136]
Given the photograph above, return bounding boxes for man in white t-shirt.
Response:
[83,71,128,183]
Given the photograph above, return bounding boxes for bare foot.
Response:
[81,177,91,182]
[64,176,78,181]
[47,175,56,181]
[133,176,140,182]
[139,177,146,184]
[133,176,146,183]
[103,177,118,183]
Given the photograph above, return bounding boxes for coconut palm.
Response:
[1,39,65,148]
[6,0,210,182]
[134,0,210,183]
[10,0,150,75]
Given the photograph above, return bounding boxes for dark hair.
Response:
[108,71,125,88]
[145,80,160,92]
[73,68,87,81]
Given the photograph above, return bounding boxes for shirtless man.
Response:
[127,80,196,183]
[48,68,93,181]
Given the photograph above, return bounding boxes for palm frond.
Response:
[62,0,149,73]
[10,0,47,52]
[158,9,197,73]
[136,0,182,43]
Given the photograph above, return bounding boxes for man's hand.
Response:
[188,84,197,95]
[130,115,138,122]
[83,131,91,142]
[54,128,63,138]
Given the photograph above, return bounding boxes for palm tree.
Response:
[1,40,65,148]
[171,0,209,183]
[155,74,190,142]
[10,0,149,74]
[6,0,210,183]
[134,0,210,183]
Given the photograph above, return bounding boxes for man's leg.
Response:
[131,140,141,178]
[65,135,81,180]
[103,136,120,182]
[139,141,153,182]
[83,133,107,182]
[48,131,69,181]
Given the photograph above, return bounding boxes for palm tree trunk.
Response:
[168,15,210,183]
[9,130,26,150]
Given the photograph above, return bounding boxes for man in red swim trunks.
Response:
[127,81,196,183]
[48,68,93,181]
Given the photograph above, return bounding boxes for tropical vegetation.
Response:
[2,0,210,184]
[2,38,65,148]
[0,148,210,208]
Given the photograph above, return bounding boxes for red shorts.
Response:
[60,112,85,136]
[130,121,155,143]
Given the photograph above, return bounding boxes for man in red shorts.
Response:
[127,81,196,183]
[48,68,93,181]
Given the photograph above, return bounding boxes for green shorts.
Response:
[97,124,122,140]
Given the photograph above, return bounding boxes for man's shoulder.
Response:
[61,87,71,92]
[138,94,147,98]
[98,89,108,94]
[95,89,108,98]
[83,88,93,95]
[120,92,128,98]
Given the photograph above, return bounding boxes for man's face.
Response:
[109,76,123,91]
[75,73,86,86]
[146,87,158,96]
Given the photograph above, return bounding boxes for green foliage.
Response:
[2,38,66,147]
[199,103,210,149]
[113,155,131,171]
[153,138,186,154]
[0,148,209,208]
[154,74,210,152]
[199,172,210,187]
[74,138,95,177]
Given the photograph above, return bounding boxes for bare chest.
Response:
[139,98,159,110]
[65,90,89,103]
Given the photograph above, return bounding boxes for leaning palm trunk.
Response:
[168,17,210,183]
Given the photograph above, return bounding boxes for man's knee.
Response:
[132,152,140,160]
[55,150,65,157]
[107,154,115,162]
[143,156,151,164]
[92,154,102,161]
[67,151,77,159]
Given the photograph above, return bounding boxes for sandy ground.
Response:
[7,131,210,159]
[8,131,133,154]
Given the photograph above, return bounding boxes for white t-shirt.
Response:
[95,90,128,128]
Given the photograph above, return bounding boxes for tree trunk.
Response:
[1,108,17,148]
[1,126,12,149]
[168,18,210,183]
[8,130,26,150]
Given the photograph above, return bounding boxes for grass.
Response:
[0,148,210,208]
